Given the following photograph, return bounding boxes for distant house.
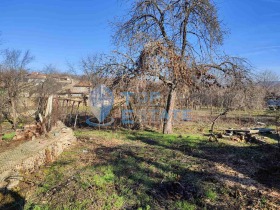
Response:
[72,81,91,94]
[57,80,92,99]
[26,72,74,85]
[52,75,72,84]
[26,72,47,84]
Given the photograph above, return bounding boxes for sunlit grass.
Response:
[2,132,15,141]
[23,128,277,209]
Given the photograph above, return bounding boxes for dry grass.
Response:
[2,127,277,210]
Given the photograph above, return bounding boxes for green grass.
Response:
[74,129,131,140]
[75,129,205,147]
[205,189,217,201]
[21,128,278,209]
[2,132,15,141]
[173,201,196,210]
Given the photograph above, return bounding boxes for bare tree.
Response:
[115,0,249,134]
[80,52,143,127]
[257,70,280,98]
[81,54,104,87]
[30,64,63,119]
[0,49,34,129]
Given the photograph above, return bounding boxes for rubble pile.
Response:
[13,122,44,141]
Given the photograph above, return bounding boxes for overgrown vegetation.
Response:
[10,128,278,209]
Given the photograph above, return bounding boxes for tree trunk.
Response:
[129,101,143,130]
[163,86,176,134]
[11,97,17,129]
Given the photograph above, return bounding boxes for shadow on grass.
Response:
[124,131,280,191]
[0,188,25,210]
[259,132,280,144]
[93,145,225,208]
[90,135,278,209]
[30,129,279,209]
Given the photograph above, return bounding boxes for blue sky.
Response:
[217,0,280,74]
[0,0,279,75]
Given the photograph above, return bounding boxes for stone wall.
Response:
[0,121,76,189]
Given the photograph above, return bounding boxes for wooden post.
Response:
[64,100,69,123]
[74,102,81,129]
[69,101,75,126]
[44,95,54,132]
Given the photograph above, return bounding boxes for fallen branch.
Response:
[209,109,230,141]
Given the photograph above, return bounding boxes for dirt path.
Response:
[0,141,25,154]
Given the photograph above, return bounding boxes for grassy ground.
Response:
[2,132,15,141]
[2,127,277,210]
